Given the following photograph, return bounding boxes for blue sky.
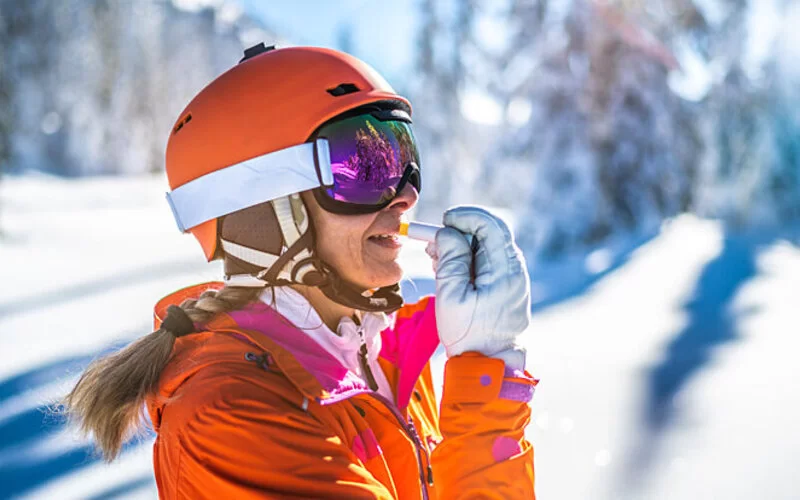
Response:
[238,0,419,86]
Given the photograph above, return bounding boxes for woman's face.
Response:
[303,184,419,290]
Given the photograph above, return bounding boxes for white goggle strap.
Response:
[165,139,333,233]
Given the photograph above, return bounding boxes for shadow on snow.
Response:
[0,340,155,498]
[622,231,775,495]
[0,258,209,320]
[645,235,763,429]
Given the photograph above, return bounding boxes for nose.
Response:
[385,183,419,214]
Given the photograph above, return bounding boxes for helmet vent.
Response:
[239,43,275,63]
[327,83,360,97]
[173,113,192,135]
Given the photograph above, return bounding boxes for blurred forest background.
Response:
[2,0,798,258]
[1,1,799,499]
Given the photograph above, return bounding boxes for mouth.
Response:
[367,231,402,250]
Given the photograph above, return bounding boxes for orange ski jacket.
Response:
[148,283,538,499]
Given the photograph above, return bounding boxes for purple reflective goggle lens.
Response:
[315,113,421,211]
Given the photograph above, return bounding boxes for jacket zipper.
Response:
[368,392,431,500]
[355,322,430,495]
[356,323,380,391]
[351,317,429,497]
[408,415,434,487]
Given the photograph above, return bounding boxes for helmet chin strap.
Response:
[222,194,404,314]
[319,280,404,314]
[314,260,405,314]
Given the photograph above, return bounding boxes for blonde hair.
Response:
[62,285,264,461]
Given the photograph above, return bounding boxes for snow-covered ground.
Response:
[1,175,798,499]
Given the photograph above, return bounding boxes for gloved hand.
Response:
[428,206,531,370]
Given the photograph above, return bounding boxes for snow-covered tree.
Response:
[412,0,799,258]
[693,0,800,226]
[475,0,701,256]
[2,0,281,176]
[0,0,61,228]
[410,0,495,221]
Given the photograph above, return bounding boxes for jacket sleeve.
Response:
[431,352,537,499]
[156,378,393,499]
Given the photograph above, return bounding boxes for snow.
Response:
[2,175,800,499]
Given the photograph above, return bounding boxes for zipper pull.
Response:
[407,416,422,444]
[408,416,434,486]
[357,325,380,391]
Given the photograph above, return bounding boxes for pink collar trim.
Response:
[226,297,439,411]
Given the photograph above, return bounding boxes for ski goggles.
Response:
[166,110,422,233]
[310,110,421,214]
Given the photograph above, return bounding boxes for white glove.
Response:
[429,206,531,370]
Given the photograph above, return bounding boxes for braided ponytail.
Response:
[62,286,264,461]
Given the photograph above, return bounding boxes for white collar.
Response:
[258,287,393,399]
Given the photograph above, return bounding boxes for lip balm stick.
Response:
[399,221,475,246]
[399,221,437,243]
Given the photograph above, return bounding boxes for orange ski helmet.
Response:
[165,44,411,261]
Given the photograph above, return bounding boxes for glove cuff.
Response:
[445,342,526,371]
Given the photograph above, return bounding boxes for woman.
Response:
[65,44,537,499]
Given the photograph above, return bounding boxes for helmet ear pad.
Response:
[220,202,285,277]
[220,196,327,284]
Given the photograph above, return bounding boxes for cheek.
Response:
[304,199,401,288]
[315,215,370,267]
[316,222,404,289]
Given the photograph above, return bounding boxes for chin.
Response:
[364,263,404,289]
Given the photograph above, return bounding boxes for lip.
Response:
[366,224,402,250]
[367,235,402,250]
[366,220,402,239]
[367,221,401,239]
[365,219,403,251]
[368,230,400,239]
